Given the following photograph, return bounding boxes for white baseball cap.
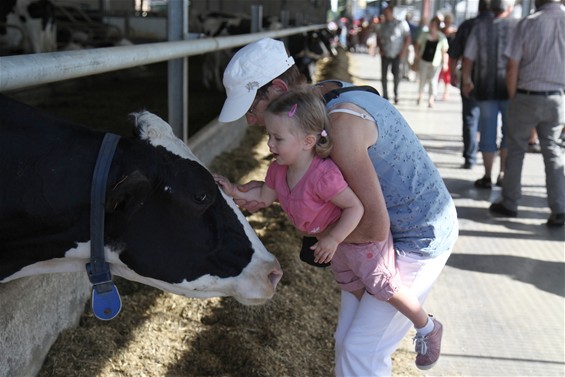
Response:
[218,38,295,123]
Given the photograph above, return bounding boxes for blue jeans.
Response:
[477,99,508,152]
[461,94,480,166]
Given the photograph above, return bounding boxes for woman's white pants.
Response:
[334,249,452,376]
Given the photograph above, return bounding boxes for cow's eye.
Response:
[194,193,208,203]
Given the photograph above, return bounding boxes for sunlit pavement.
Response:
[348,52,565,376]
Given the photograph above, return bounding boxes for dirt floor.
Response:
[30,48,421,377]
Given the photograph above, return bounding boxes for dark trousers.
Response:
[381,55,401,100]
[461,93,480,166]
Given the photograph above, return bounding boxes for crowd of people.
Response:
[329,0,564,227]
[329,3,460,107]
[207,0,564,375]
[447,0,564,227]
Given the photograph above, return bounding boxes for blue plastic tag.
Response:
[91,283,122,320]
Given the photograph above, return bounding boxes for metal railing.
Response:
[0,25,324,92]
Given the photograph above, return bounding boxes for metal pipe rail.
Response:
[0,25,324,92]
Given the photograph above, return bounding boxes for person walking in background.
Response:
[376,1,412,104]
[414,16,449,108]
[401,12,418,81]
[461,0,518,189]
[217,37,458,376]
[490,0,565,227]
[439,12,457,100]
[448,0,494,170]
[215,88,445,370]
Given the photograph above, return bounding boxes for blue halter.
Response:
[86,133,122,320]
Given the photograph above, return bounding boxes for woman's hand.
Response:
[234,180,268,212]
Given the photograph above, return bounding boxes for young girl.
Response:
[214,88,443,370]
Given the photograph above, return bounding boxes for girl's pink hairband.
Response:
[288,104,298,117]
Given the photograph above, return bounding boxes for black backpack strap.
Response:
[323,85,381,103]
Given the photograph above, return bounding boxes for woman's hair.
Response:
[266,88,333,158]
[255,57,306,102]
[430,16,442,29]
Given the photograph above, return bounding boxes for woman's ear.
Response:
[271,78,289,94]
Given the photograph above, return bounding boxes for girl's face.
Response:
[264,113,311,166]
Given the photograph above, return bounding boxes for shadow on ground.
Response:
[447,253,565,297]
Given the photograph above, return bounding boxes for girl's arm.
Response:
[213,174,277,207]
[313,187,364,264]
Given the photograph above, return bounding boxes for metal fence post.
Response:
[167,0,189,142]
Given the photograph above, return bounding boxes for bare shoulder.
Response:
[328,103,377,148]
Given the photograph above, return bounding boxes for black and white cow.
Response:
[0,0,56,54]
[195,12,283,92]
[0,95,283,306]
[288,29,337,83]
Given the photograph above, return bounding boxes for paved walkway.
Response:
[347,52,565,376]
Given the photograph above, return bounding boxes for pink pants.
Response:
[331,233,401,301]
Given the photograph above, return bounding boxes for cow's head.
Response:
[101,111,282,305]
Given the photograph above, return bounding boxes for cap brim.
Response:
[218,91,255,123]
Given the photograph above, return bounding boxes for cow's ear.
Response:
[106,171,151,214]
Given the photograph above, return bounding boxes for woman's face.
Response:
[430,20,441,32]
[245,86,282,127]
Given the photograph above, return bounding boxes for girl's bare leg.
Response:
[351,288,365,301]
[387,286,429,328]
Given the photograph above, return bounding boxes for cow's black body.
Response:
[0,95,281,304]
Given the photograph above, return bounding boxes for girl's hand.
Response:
[312,236,339,264]
[212,174,237,197]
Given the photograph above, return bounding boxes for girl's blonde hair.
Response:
[266,88,333,158]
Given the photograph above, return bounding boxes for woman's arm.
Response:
[328,106,390,243]
[441,38,449,70]
[234,180,270,212]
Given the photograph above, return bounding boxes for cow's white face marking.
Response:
[133,112,201,162]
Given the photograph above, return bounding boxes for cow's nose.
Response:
[268,268,283,290]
